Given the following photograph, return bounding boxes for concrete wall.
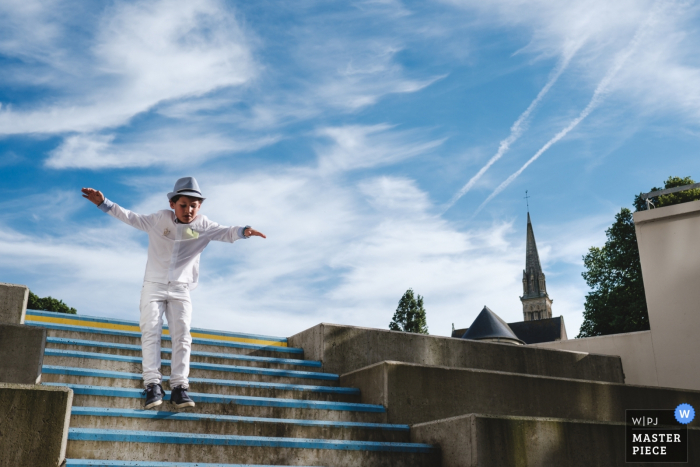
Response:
[0,383,73,467]
[0,282,28,324]
[289,323,624,383]
[411,413,700,467]
[0,324,47,384]
[533,330,659,387]
[634,200,700,391]
[340,361,700,426]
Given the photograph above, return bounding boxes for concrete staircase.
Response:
[25,310,439,467]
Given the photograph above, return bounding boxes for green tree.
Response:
[579,176,700,338]
[28,290,77,314]
[578,209,649,337]
[389,288,428,334]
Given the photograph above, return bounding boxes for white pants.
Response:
[140,281,192,388]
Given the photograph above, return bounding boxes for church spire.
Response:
[525,213,543,284]
[520,212,553,321]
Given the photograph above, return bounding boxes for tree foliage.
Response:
[579,176,700,338]
[578,209,648,337]
[389,288,428,334]
[28,290,77,314]
[633,176,700,211]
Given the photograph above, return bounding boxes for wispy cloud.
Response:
[442,43,580,213]
[475,5,660,213]
[45,130,280,169]
[316,124,445,175]
[0,0,256,135]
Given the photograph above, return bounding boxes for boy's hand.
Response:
[81,188,105,206]
[244,228,266,239]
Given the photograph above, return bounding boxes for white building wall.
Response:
[533,200,700,391]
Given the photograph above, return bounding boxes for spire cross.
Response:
[524,190,530,212]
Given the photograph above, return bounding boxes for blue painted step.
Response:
[27,322,303,355]
[71,407,409,431]
[43,366,359,396]
[68,428,435,453]
[44,349,336,381]
[46,383,385,413]
[46,337,320,367]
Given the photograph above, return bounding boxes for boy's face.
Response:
[169,196,202,224]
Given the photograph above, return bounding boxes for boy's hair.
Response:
[170,195,204,204]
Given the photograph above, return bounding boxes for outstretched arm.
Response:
[82,188,105,206]
[81,187,157,232]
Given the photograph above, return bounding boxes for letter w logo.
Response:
[680,410,691,418]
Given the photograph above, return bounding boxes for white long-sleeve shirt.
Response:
[98,198,247,289]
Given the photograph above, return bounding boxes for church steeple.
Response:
[520,213,553,321]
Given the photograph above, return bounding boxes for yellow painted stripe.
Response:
[27,315,139,333]
[25,315,287,347]
[189,331,287,347]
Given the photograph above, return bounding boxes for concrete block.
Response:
[0,383,73,467]
[0,282,29,324]
[0,324,47,384]
[340,361,700,426]
[289,323,624,383]
[411,413,700,467]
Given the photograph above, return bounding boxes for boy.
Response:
[81,177,265,409]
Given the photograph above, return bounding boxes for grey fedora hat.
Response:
[167,177,206,201]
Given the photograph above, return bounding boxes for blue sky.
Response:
[2,0,700,337]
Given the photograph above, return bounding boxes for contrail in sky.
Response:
[474,8,659,216]
[442,46,580,213]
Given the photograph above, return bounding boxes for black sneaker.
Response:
[170,385,195,408]
[142,383,163,409]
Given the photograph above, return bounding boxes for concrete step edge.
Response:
[27,322,303,355]
[44,349,336,381]
[68,428,435,453]
[46,337,320,367]
[26,309,288,345]
[43,366,359,395]
[66,460,314,466]
[71,406,409,431]
[46,383,385,413]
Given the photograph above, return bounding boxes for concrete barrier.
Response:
[289,323,624,383]
[0,324,47,384]
[339,361,700,426]
[411,413,700,467]
[0,282,29,324]
[0,383,73,467]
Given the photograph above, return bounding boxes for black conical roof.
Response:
[462,306,524,344]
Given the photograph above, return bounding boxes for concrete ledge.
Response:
[0,324,47,384]
[289,323,624,383]
[339,361,700,425]
[0,282,28,324]
[634,198,700,225]
[411,413,700,467]
[0,383,73,467]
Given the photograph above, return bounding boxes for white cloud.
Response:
[0,0,256,135]
[45,130,280,169]
[316,124,445,174]
[445,0,700,122]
